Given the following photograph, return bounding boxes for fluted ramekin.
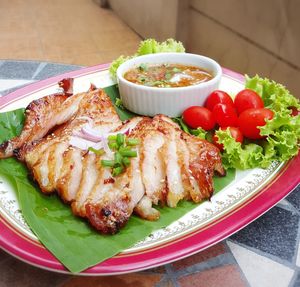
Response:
[117,53,222,117]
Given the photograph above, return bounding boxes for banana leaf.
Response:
[0,85,235,273]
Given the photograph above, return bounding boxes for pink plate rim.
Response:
[0,64,299,275]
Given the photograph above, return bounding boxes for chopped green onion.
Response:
[112,166,124,176]
[138,76,146,82]
[122,157,131,167]
[88,147,105,155]
[108,135,117,142]
[115,98,124,109]
[127,138,140,146]
[172,67,181,73]
[165,72,172,80]
[119,147,137,157]
[138,63,148,71]
[116,133,125,146]
[99,133,140,177]
[108,142,118,150]
[101,160,115,167]
[114,152,123,165]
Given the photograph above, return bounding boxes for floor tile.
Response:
[227,241,294,287]
[172,243,226,270]
[286,185,300,212]
[0,62,39,79]
[0,249,10,263]
[34,63,81,80]
[177,264,247,287]
[0,257,69,287]
[230,206,299,262]
[296,242,300,267]
[157,280,174,287]
[62,272,162,287]
[291,271,300,287]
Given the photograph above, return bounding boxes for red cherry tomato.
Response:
[213,127,244,151]
[182,106,216,130]
[212,103,238,128]
[205,90,234,111]
[238,108,274,139]
[234,89,264,114]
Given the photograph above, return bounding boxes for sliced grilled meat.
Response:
[0,87,225,234]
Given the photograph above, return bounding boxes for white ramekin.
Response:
[117,53,222,117]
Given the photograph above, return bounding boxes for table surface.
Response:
[0,60,299,287]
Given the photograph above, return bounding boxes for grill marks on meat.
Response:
[0,88,225,234]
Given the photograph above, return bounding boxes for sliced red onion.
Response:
[81,126,104,142]
[69,136,97,150]
[70,123,132,155]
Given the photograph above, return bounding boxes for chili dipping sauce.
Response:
[124,63,213,88]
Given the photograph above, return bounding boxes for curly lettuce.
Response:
[108,55,133,82]
[109,38,185,81]
[216,75,300,170]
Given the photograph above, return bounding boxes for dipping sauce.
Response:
[124,63,213,88]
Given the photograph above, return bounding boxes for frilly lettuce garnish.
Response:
[109,38,185,81]
[216,75,300,170]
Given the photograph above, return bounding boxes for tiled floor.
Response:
[0,0,142,66]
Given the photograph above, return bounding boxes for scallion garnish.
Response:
[138,63,148,71]
[108,135,117,141]
[101,160,115,167]
[88,147,105,155]
[116,133,125,147]
[119,147,137,157]
[93,133,140,177]
[112,166,124,177]
[172,67,181,73]
[165,72,172,80]
[114,151,123,165]
[122,157,131,167]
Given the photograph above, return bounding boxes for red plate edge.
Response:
[0,64,299,275]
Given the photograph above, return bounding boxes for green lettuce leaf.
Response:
[108,55,132,82]
[245,74,300,112]
[109,38,185,80]
[217,75,300,170]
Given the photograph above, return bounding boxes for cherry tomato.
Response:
[182,106,215,130]
[213,127,244,151]
[212,103,238,127]
[238,108,274,139]
[234,89,264,115]
[205,90,234,111]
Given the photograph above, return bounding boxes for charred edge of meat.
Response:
[214,162,226,177]
[0,141,11,158]
[88,83,97,92]
[13,147,22,160]
[58,78,74,95]
[85,199,131,234]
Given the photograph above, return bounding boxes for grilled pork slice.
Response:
[16,89,121,197]
[0,92,85,159]
[181,132,225,201]
[1,86,225,234]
